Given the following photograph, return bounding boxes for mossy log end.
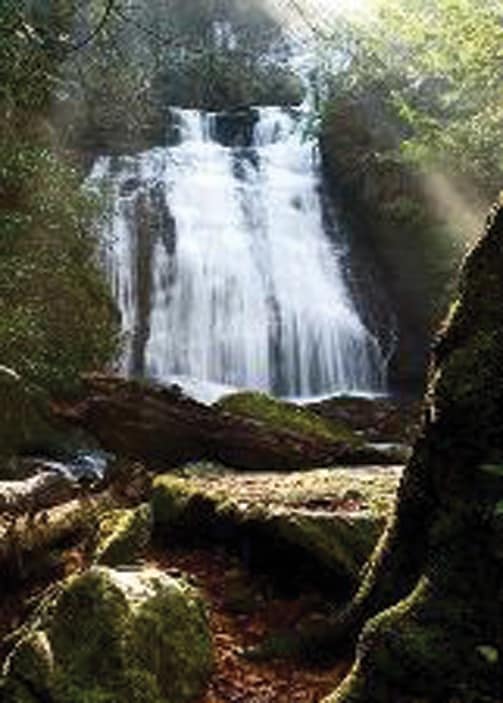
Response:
[322,204,503,703]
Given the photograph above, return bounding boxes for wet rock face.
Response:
[211,109,260,147]
[2,567,213,703]
[320,99,466,395]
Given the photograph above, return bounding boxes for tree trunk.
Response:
[51,375,392,471]
[322,204,503,703]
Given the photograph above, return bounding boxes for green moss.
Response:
[323,579,456,702]
[129,573,213,703]
[272,512,381,583]
[152,469,397,586]
[1,631,54,703]
[49,570,130,689]
[476,645,499,666]
[216,391,361,445]
[95,504,152,567]
[3,567,213,703]
[323,532,501,703]
[436,331,501,407]
[151,475,217,539]
[151,476,199,527]
[321,207,503,703]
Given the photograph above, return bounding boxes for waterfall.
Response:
[91,105,388,400]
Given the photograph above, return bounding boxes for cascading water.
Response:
[91,105,388,400]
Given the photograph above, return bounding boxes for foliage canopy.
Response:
[0,0,120,395]
[319,0,503,191]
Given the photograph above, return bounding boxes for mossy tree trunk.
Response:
[323,205,503,703]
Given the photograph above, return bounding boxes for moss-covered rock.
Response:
[94,504,152,567]
[216,392,361,446]
[2,567,213,703]
[49,570,131,692]
[152,466,400,591]
[1,630,54,702]
[127,571,213,702]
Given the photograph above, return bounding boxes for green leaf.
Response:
[476,646,499,665]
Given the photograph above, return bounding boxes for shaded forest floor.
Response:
[151,546,351,703]
[1,541,350,703]
[0,465,404,701]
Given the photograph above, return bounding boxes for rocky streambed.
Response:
[0,462,401,702]
[0,368,417,702]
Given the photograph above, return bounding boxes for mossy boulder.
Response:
[216,392,360,446]
[1,630,54,703]
[152,466,400,592]
[2,567,213,703]
[94,504,153,567]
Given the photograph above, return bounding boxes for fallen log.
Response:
[51,375,395,471]
[0,493,111,590]
[0,471,77,519]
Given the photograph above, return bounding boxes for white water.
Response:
[91,106,388,399]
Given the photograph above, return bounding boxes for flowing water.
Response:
[91,105,388,400]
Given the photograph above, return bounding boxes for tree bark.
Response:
[51,375,393,471]
[321,204,503,703]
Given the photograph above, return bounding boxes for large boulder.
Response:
[2,567,213,703]
[152,465,400,593]
[215,391,361,445]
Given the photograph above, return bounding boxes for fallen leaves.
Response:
[149,547,350,703]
